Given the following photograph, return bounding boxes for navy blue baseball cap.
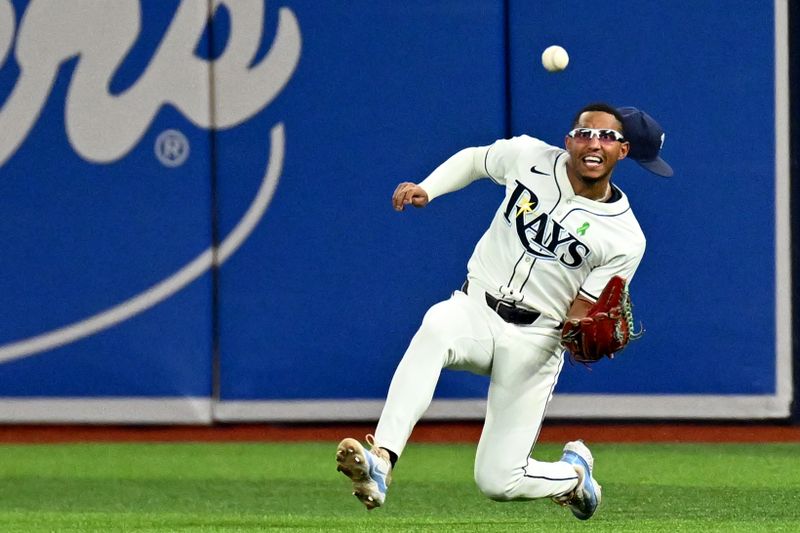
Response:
[617,107,673,177]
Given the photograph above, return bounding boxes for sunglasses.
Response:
[567,128,626,144]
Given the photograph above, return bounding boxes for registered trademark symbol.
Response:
[155,129,190,167]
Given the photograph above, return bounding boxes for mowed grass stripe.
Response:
[0,442,797,532]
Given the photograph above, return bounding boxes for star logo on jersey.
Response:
[577,222,590,236]
[515,199,536,217]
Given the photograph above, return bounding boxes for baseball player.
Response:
[335,103,672,520]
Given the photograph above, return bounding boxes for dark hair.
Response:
[571,103,625,132]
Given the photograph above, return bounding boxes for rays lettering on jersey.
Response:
[0,0,301,166]
[502,180,591,268]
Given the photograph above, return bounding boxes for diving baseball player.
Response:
[335,103,672,520]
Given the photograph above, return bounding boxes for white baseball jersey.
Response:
[468,135,645,321]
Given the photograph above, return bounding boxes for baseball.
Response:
[541,45,569,72]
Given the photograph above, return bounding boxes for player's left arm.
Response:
[561,243,646,362]
[578,236,645,302]
[566,296,594,320]
[567,244,644,319]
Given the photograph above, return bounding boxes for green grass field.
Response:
[0,441,797,532]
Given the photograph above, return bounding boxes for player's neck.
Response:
[567,171,613,202]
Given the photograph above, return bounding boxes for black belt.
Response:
[484,293,541,325]
[462,281,541,325]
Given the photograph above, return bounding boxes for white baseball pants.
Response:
[374,288,579,500]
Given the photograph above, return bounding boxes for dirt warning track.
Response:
[0,422,798,444]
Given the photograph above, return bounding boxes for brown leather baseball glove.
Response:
[561,276,643,364]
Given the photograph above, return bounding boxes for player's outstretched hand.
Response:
[392,182,429,211]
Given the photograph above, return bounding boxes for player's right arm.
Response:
[392,146,490,211]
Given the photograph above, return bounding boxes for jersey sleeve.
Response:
[417,147,490,202]
[484,135,549,186]
[484,135,553,185]
[578,241,646,301]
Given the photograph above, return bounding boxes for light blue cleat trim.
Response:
[558,441,601,520]
[336,436,392,510]
[364,447,389,494]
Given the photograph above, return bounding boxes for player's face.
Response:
[565,111,630,181]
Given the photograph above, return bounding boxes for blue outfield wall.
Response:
[0,1,215,405]
[507,0,781,396]
[0,0,790,422]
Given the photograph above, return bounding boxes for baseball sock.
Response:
[382,448,398,469]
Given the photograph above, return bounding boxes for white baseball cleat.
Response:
[552,440,602,520]
[335,434,392,510]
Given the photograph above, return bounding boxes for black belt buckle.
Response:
[484,293,540,325]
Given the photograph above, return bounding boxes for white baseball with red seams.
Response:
[542,45,569,72]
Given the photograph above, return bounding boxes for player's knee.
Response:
[474,467,515,502]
